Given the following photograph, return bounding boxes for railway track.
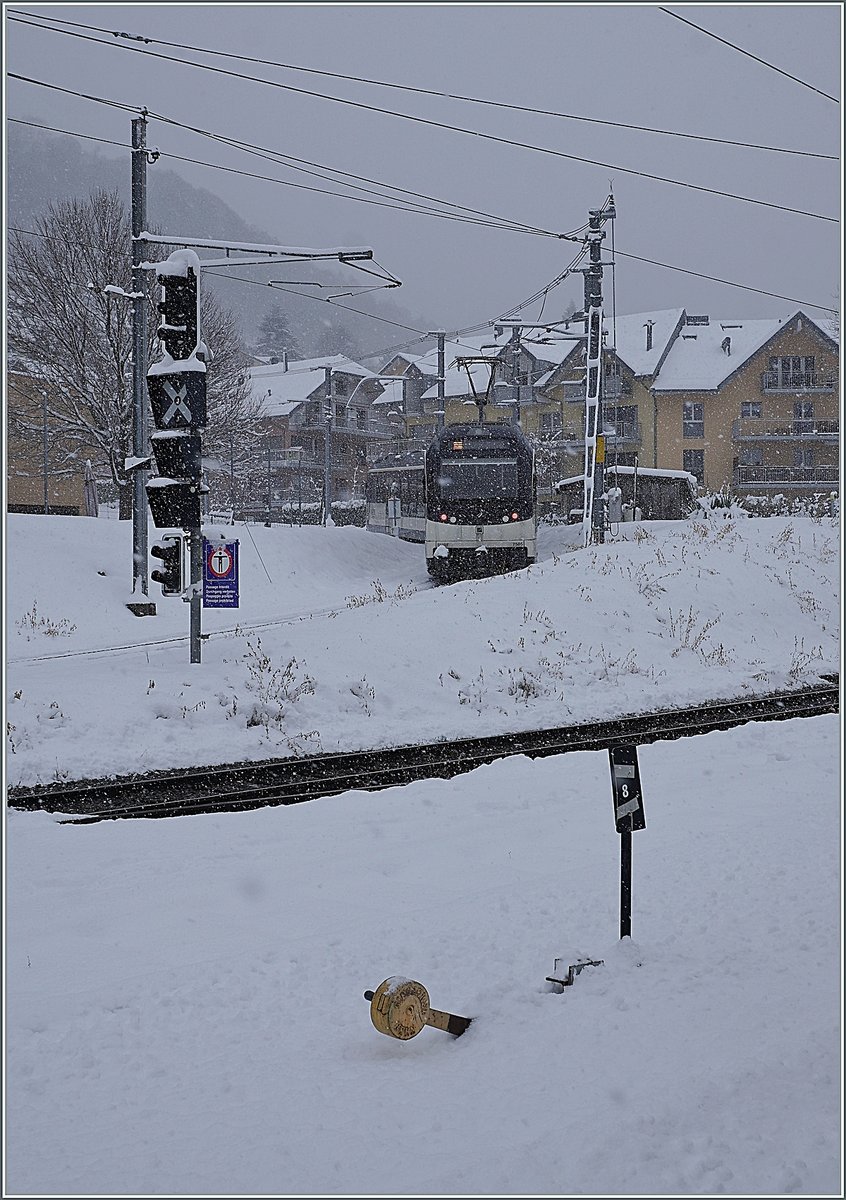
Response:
[7,678,838,824]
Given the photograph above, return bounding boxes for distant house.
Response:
[650,310,838,496]
[6,366,105,516]
[372,306,838,504]
[534,307,839,498]
[245,354,400,511]
[533,309,685,482]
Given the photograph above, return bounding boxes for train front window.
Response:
[438,458,519,498]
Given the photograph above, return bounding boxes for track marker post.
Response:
[609,744,646,939]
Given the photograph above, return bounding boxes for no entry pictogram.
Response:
[208,545,234,578]
[202,538,240,608]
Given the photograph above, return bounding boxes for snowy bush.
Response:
[690,485,749,521]
[242,636,316,736]
[15,602,77,640]
[742,492,838,521]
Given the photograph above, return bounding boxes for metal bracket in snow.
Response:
[546,958,604,989]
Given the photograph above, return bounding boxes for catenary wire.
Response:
[658,7,839,104]
[145,110,566,238]
[8,8,837,160]
[8,106,567,241]
[607,247,837,312]
[6,25,838,224]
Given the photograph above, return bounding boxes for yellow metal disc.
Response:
[369,977,431,1040]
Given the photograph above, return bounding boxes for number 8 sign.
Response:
[608,745,646,833]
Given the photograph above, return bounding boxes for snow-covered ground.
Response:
[5,511,840,788]
[5,716,841,1195]
[4,511,842,1195]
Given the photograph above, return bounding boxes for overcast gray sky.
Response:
[5,3,842,344]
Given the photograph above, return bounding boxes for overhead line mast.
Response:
[580,197,615,548]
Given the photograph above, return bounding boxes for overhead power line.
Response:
[8,105,568,242]
[7,23,838,224]
[144,112,565,239]
[8,138,834,320]
[7,7,837,160]
[659,7,839,104]
[608,247,837,313]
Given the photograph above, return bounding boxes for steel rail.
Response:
[7,678,838,824]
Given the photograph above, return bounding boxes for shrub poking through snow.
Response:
[243,636,315,733]
[691,486,748,521]
[15,602,77,639]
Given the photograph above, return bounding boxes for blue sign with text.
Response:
[202,538,239,608]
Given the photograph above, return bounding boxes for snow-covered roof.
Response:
[250,354,375,382]
[420,362,494,400]
[371,379,405,407]
[556,466,696,489]
[607,309,686,376]
[651,315,787,392]
[248,355,377,414]
[525,310,686,388]
[520,334,582,367]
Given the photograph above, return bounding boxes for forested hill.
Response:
[7,122,427,362]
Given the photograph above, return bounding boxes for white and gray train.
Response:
[366,423,537,582]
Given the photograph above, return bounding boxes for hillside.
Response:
[7,121,428,361]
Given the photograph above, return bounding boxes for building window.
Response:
[767,356,815,388]
[740,401,762,419]
[683,449,704,483]
[333,377,348,396]
[793,447,815,469]
[540,411,562,435]
[607,404,638,439]
[738,446,763,467]
[683,402,704,438]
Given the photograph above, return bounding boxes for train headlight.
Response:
[502,515,510,523]
[511,512,519,521]
[439,512,448,521]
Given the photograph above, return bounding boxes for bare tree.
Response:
[8,189,263,517]
[197,290,267,512]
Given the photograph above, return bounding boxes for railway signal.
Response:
[156,258,200,360]
[145,249,208,662]
[150,535,185,596]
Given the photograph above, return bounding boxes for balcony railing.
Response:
[605,420,641,445]
[558,379,634,401]
[761,372,837,392]
[603,376,633,399]
[733,464,839,488]
[296,414,399,438]
[733,418,839,441]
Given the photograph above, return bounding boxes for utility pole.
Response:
[42,389,49,514]
[428,330,446,431]
[131,113,150,595]
[580,196,614,548]
[265,439,272,526]
[323,365,333,525]
[510,327,522,425]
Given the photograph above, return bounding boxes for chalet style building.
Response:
[523,308,839,499]
[245,354,402,512]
